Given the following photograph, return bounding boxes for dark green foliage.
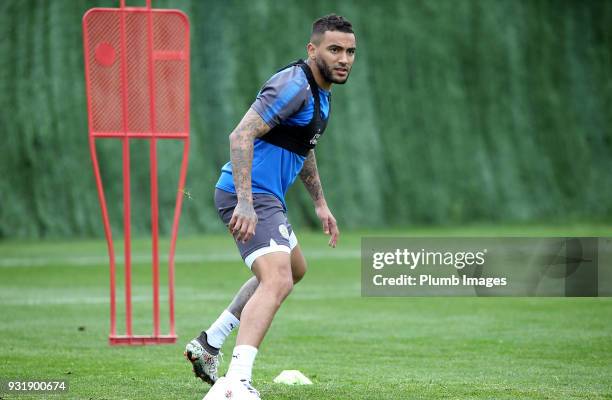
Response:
[1,0,611,238]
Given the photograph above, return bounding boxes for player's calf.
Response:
[290,245,308,283]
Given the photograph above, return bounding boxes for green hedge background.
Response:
[1,0,611,239]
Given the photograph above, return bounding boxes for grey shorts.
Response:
[215,189,298,269]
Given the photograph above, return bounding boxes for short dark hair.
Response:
[311,14,354,44]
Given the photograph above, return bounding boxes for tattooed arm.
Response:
[228,108,271,243]
[299,150,339,247]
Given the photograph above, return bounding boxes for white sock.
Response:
[205,310,240,349]
[226,345,258,382]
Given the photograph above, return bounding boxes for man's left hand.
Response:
[315,204,339,248]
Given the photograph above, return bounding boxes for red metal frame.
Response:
[82,0,190,345]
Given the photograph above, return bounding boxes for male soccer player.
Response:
[185,14,356,397]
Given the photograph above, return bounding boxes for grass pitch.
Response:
[1,225,611,399]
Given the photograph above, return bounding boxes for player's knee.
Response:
[276,269,294,296]
[276,275,294,301]
[260,265,293,303]
[269,273,293,305]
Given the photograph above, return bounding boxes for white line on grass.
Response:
[0,288,359,306]
[0,250,360,268]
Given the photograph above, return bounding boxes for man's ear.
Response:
[306,42,317,61]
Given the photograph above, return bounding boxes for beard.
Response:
[315,57,350,85]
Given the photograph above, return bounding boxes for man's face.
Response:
[311,31,356,85]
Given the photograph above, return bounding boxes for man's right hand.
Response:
[228,200,258,243]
